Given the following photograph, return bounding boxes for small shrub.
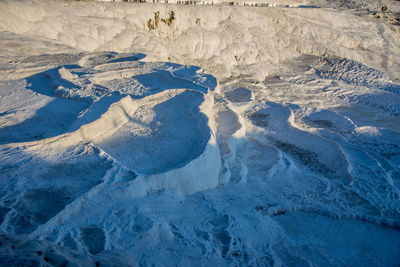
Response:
[161,10,175,26]
[154,11,160,28]
[147,19,155,30]
[148,10,175,30]
[169,10,175,22]
[381,5,388,12]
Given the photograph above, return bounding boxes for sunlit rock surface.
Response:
[0,0,400,266]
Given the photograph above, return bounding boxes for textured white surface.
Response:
[0,0,400,266]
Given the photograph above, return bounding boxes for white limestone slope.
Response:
[0,0,400,266]
[0,0,399,80]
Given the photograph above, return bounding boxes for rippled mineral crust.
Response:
[0,0,400,266]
